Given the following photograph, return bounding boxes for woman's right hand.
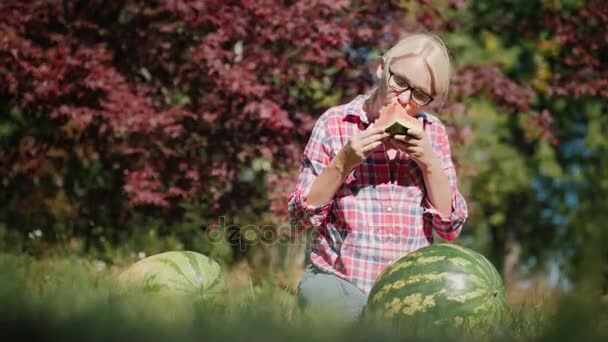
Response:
[304,122,389,207]
[338,122,389,172]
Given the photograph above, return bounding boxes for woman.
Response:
[288,33,468,322]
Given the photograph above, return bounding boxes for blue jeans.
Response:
[296,264,368,323]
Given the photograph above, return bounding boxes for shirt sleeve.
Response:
[422,120,468,241]
[288,115,334,232]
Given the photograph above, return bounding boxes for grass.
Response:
[0,253,607,341]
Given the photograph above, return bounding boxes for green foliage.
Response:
[445,31,522,69]
[451,96,536,266]
[440,0,608,294]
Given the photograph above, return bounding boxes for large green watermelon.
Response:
[117,251,226,301]
[366,244,507,328]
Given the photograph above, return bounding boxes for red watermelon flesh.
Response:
[375,101,422,136]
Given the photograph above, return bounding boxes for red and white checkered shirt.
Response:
[288,95,468,294]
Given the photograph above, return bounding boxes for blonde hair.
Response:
[383,33,452,104]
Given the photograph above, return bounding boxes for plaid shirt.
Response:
[288,95,468,294]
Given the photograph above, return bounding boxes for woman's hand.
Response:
[338,122,389,172]
[391,118,440,170]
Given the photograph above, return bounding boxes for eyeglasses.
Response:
[387,68,434,106]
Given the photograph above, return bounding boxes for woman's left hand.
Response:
[392,119,440,170]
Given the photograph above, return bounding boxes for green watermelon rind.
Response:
[366,244,508,328]
[384,121,411,136]
[117,251,227,301]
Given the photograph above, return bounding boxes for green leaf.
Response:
[0,123,17,139]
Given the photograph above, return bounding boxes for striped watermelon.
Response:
[376,101,422,136]
[117,251,226,301]
[366,244,507,328]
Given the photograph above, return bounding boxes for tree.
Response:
[459,0,608,292]
[0,0,558,273]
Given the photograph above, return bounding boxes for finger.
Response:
[406,128,424,140]
[392,134,414,143]
[393,141,419,155]
[363,125,388,137]
[409,150,423,158]
[406,146,423,157]
[392,140,410,151]
[362,132,390,145]
[360,130,388,142]
[392,137,420,149]
[362,140,383,153]
[361,139,388,154]
[385,139,398,150]
[392,141,412,151]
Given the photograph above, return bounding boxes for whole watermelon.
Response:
[366,244,507,328]
[117,251,226,301]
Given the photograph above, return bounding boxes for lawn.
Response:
[1,253,606,341]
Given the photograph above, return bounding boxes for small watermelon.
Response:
[375,101,422,136]
[117,251,226,301]
[366,244,508,328]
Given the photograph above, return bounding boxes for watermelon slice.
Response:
[375,101,421,136]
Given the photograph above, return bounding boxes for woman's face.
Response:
[379,54,434,115]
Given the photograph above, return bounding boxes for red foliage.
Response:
[447,65,555,142]
[543,0,608,98]
[0,0,551,237]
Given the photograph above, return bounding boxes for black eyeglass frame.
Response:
[387,68,434,106]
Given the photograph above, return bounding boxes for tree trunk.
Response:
[503,228,522,289]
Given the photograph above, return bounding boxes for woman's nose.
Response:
[397,90,412,106]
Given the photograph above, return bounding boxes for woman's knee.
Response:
[296,267,367,321]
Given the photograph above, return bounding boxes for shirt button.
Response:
[386,206,393,212]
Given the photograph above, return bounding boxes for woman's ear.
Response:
[376,57,385,79]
